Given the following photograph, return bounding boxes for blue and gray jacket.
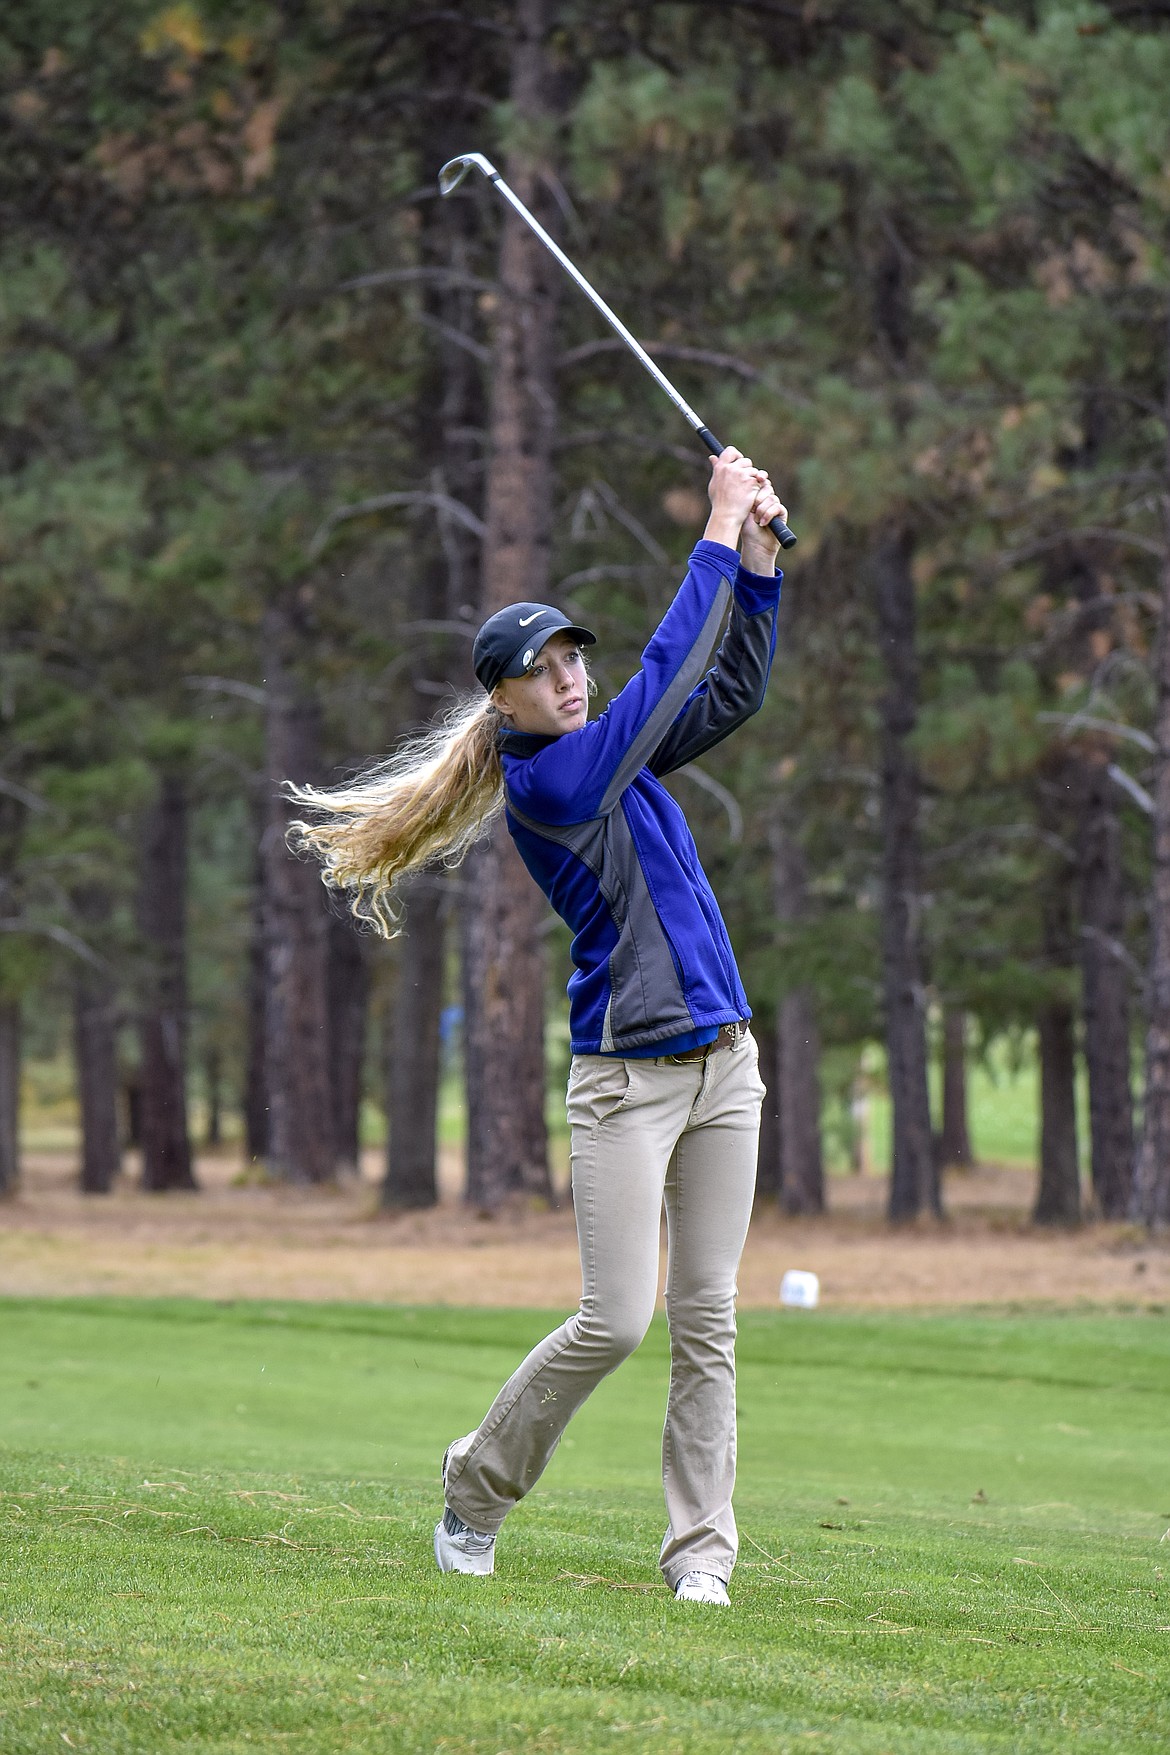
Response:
[498,538,782,1058]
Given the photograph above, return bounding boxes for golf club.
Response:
[439,152,797,551]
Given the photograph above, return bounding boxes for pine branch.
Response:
[339,267,496,296]
[308,490,485,561]
[673,765,745,843]
[1036,711,1157,754]
[1001,526,1166,568]
[0,919,105,968]
[184,678,268,707]
[1108,763,1154,815]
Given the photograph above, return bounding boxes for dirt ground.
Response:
[1,1148,1167,1310]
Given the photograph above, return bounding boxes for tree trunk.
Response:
[380,71,484,1211]
[0,998,19,1199]
[753,1016,781,1203]
[72,888,121,1194]
[123,1077,142,1150]
[384,883,446,1209]
[263,638,335,1184]
[204,1046,222,1149]
[462,831,551,1210]
[1033,766,1081,1224]
[772,823,824,1214]
[0,793,23,1198]
[1077,752,1135,1218]
[75,975,122,1192]
[1035,1002,1081,1224]
[848,1069,870,1174]
[777,988,825,1214]
[461,0,557,1211]
[244,820,269,1163]
[138,773,195,1192]
[1134,310,1170,1227]
[328,911,368,1175]
[874,527,939,1221]
[938,1008,973,1169]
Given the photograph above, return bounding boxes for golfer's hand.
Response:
[740,478,788,572]
[704,447,765,549]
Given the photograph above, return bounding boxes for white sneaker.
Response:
[434,1508,496,1575]
[674,1571,730,1605]
[435,1442,495,1575]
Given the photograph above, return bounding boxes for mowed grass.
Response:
[1,1298,1167,1753]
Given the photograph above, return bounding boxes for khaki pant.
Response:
[443,1031,764,1586]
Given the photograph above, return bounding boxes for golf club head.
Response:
[438,153,499,197]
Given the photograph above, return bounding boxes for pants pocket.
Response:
[567,1056,638,1128]
[741,1032,768,1104]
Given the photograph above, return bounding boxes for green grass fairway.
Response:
[1,1298,1167,1753]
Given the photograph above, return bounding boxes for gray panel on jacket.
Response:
[597,579,732,816]
[649,594,778,777]
[505,797,695,1051]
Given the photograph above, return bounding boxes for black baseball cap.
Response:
[472,602,596,693]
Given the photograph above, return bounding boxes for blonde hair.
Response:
[287,693,504,937]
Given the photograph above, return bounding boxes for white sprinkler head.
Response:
[780,1270,820,1310]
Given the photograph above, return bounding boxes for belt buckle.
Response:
[664,1043,706,1066]
[663,1023,746,1066]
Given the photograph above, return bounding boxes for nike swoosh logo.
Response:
[517,611,548,627]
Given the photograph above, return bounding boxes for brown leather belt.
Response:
[660,1021,749,1065]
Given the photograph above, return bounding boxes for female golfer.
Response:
[291,448,785,1605]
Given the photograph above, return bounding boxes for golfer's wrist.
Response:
[740,542,779,576]
[703,511,744,549]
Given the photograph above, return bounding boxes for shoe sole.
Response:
[434,1519,494,1576]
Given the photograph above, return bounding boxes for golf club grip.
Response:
[696,426,797,550]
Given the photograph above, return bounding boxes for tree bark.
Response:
[461,0,557,1211]
[937,1008,973,1169]
[328,911,369,1175]
[462,831,552,1209]
[778,986,825,1214]
[204,1046,222,1149]
[380,65,484,1211]
[772,823,824,1214]
[1033,762,1081,1225]
[0,998,19,1199]
[1134,308,1170,1227]
[0,794,23,1198]
[244,819,269,1164]
[138,773,195,1192]
[72,887,121,1194]
[1077,752,1135,1218]
[263,633,335,1184]
[874,527,939,1221]
[385,882,446,1209]
[123,1077,142,1150]
[753,1016,781,1203]
[1035,1002,1081,1224]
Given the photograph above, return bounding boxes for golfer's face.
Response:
[496,634,589,738]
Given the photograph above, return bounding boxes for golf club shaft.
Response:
[442,156,796,551]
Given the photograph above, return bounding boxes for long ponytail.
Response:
[287,693,504,937]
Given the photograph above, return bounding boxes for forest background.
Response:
[2,0,1170,1233]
